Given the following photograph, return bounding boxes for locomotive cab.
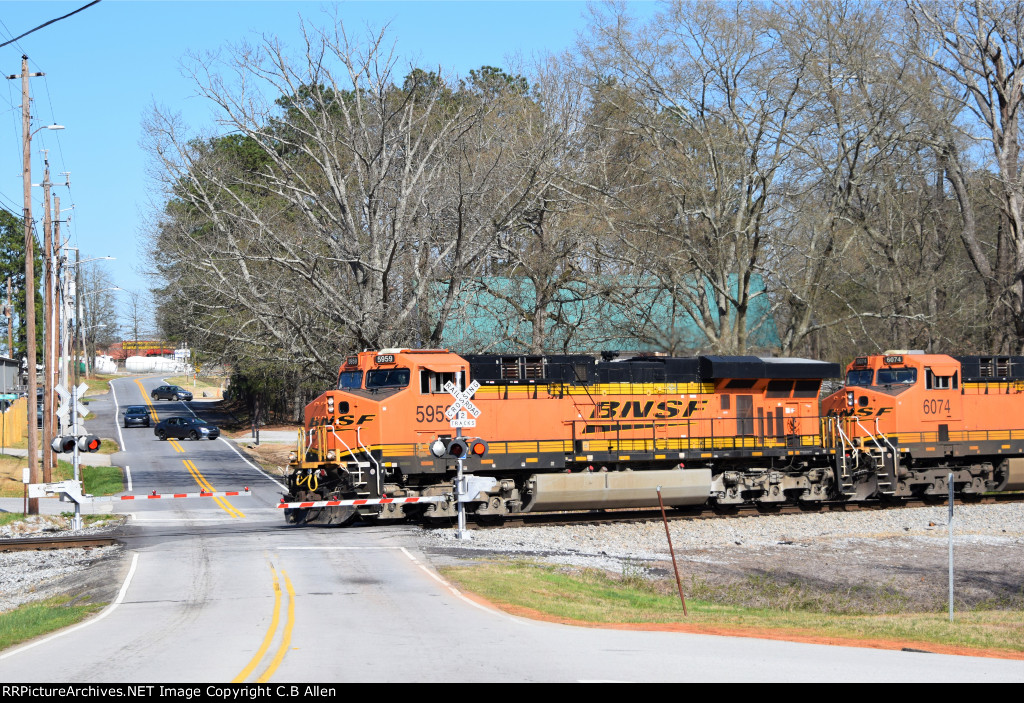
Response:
[822,352,963,440]
[286,350,474,525]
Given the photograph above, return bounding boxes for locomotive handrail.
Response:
[832,417,858,473]
[874,417,900,459]
[854,417,887,456]
[329,427,365,485]
[357,426,382,498]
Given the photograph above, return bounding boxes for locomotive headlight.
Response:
[846,391,854,407]
[327,397,335,412]
[326,450,337,461]
[288,451,298,463]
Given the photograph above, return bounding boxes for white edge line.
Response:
[112,382,125,450]
[126,464,132,492]
[0,552,139,660]
[399,547,522,624]
[217,437,287,491]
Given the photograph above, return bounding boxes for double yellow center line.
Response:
[233,564,295,682]
[135,378,159,423]
[184,458,245,518]
[134,379,244,518]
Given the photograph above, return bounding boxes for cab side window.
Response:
[420,370,460,393]
[925,368,958,390]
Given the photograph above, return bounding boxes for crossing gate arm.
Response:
[28,480,252,505]
[113,489,252,502]
[276,495,449,509]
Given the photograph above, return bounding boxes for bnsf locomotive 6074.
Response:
[281,349,1024,525]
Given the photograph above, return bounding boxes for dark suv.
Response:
[151,385,193,401]
[123,405,151,428]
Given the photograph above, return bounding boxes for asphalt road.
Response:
[1,375,1022,682]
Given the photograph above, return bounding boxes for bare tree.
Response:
[79,264,121,368]
[909,0,1024,352]
[582,1,810,354]
[146,19,496,378]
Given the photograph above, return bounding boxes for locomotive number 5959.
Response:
[416,405,451,423]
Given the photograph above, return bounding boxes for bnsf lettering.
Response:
[333,414,376,426]
[590,399,707,420]
[834,407,892,418]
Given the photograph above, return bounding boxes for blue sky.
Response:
[0,0,657,333]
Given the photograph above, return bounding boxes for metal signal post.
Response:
[441,377,481,539]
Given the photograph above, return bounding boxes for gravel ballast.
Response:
[0,515,127,614]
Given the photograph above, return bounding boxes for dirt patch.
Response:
[237,443,293,475]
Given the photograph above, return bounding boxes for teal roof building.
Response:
[434,275,779,355]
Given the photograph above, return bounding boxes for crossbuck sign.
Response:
[55,382,90,435]
[443,380,481,428]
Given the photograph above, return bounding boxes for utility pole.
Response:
[9,56,43,514]
[41,155,52,483]
[5,278,12,358]
[74,249,81,389]
[54,195,67,416]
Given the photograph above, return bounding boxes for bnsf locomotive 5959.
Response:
[281,349,1024,525]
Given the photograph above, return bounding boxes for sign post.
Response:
[442,378,480,540]
[948,472,954,623]
[54,382,89,530]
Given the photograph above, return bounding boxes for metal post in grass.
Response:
[656,486,688,615]
[948,471,954,623]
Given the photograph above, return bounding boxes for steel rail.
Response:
[0,535,119,552]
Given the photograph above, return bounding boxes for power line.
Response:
[0,1,102,50]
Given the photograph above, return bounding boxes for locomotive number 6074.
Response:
[922,398,951,415]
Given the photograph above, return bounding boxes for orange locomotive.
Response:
[820,352,1024,500]
[283,349,843,525]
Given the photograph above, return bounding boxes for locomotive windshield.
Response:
[366,368,410,389]
[337,371,363,390]
[876,367,917,385]
[846,369,873,387]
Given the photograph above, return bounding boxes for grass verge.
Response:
[82,374,115,396]
[440,560,1024,656]
[0,454,124,497]
[0,596,106,651]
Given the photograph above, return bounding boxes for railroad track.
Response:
[0,535,120,552]
[437,491,1024,531]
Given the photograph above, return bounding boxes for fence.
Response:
[0,396,26,448]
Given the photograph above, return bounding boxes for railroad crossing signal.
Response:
[429,436,488,459]
[51,434,101,453]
